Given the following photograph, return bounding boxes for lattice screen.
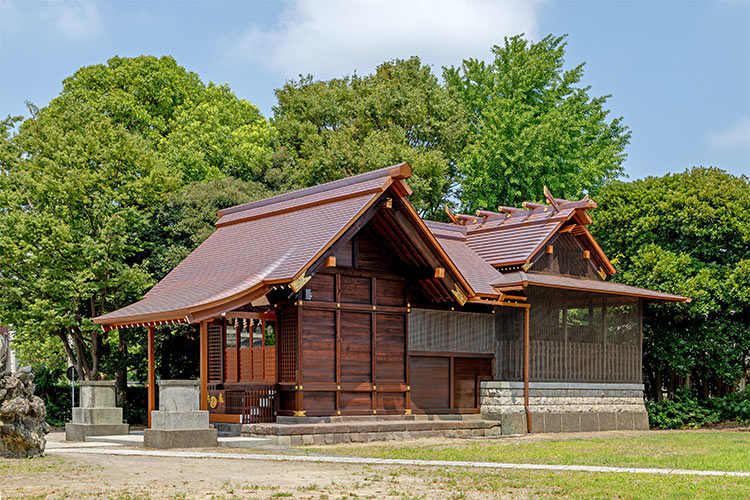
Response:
[277,307,297,382]
[409,309,494,353]
[526,286,641,383]
[207,322,223,383]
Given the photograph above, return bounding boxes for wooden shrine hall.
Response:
[94,163,688,433]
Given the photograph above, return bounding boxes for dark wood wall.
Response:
[277,226,411,416]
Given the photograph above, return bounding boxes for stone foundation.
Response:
[243,415,501,445]
[65,381,128,441]
[480,381,649,434]
[144,380,217,449]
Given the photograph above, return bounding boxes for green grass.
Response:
[428,468,750,500]
[311,430,750,472]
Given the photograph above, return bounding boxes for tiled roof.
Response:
[95,166,688,328]
[494,271,689,302]
[94,164,410,326]
[424,221,509,296]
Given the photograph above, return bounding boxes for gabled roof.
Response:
[95,164,415,328]
[445,194,616,274]
[95,168,688,329]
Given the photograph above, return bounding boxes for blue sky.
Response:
[1,0,748,180]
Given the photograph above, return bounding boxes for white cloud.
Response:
[1,0,102,41]
[708,116,750,148]
[44,0,103,41]
[220,0,542,79]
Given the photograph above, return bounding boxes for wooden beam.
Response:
[325,255,337,268]
[497,206,524,213]
[521,201,547,209]
[546,245,554,255]
[543,186,561,212]
[444,204,458,223]
[147,326,155,428]
[456,214,482,224]
[475,210,504,218]
[199,321,208,411]
[433,267,445,279]
[583,250,591,260]
[524,306,532,433]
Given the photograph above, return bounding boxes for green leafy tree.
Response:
[59,55,276,185]
[0,56,275,384]
[273,57,468,217]
[0,100,174,381]
[445,34,631,210]
[591,168,750,399]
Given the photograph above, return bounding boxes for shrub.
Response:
[646,387,750,429]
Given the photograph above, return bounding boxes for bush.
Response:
[646,388,750,429]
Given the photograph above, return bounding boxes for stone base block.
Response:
[150,410,209,430]
[528,411,649,433]
[143,428,218,449]
[72,407,123,425]
[500,412,527,435]
[65,422,129,441]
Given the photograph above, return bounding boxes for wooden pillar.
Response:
[147,326,156,428]
[200,320,208,411]
[523,306,532,433]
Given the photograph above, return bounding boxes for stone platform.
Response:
[242,414,502,446]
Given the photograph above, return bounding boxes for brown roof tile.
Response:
[494,271,689,302]
[95,166,407,326]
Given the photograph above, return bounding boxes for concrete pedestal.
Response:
[144,380,217,449]
[65,381,128,441]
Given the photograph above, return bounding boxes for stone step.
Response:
[242,418,501,446]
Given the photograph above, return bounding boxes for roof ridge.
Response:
[218,162,411,218]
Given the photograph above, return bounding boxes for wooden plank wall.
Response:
[279,228,411,417]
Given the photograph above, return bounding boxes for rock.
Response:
[0,368,50,458]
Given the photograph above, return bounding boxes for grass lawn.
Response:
[2,448,750,499]
[310,429,750,472]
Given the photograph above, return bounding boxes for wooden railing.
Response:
[225,385,278,424]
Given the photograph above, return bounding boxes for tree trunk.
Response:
[116,332,128,407]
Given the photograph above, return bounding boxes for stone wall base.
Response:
[143,428,218,449]
[481,381,649,434]
[64,423,129,441]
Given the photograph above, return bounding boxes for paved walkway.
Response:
[45,446,750,478]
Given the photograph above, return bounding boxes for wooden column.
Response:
[147,326,156,428]
[523,306,532,433]
[200,320,208,411]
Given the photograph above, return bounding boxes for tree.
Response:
[272,57,468,217]
[0,100,173,381]
[591,168,750,399]
[445,35,631,211]
[0,56,275,382]
[59,55,277,186]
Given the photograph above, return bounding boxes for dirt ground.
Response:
[1,433,465,500]
[3,428,749,499]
